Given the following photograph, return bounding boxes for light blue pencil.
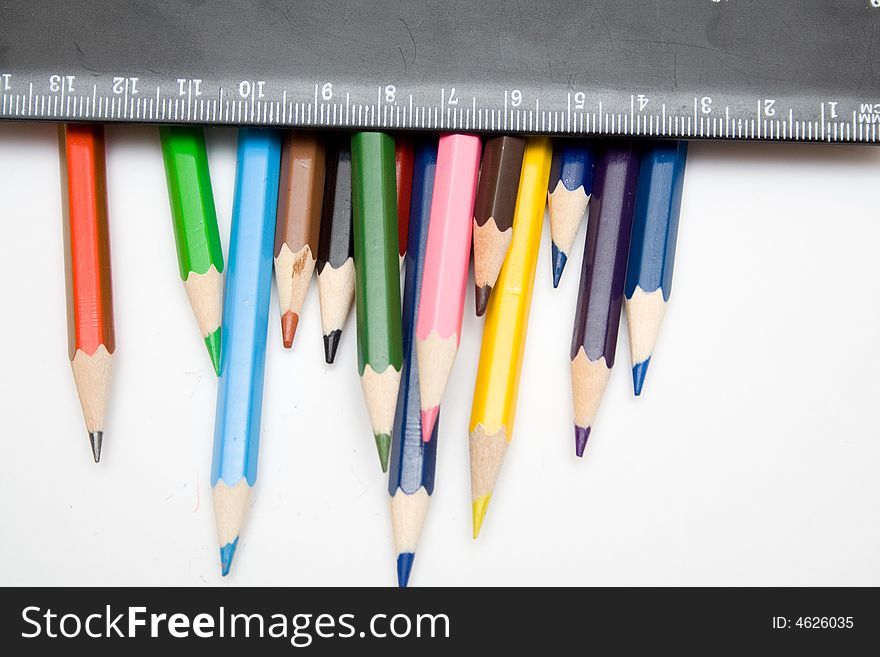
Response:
[211,128,282,577]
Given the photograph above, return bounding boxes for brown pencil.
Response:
[472,136,525,316]
[274,132,326,348]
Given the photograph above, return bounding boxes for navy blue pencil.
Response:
[388,140,439,588]
[624,141,688,395]
[547,140,596,287]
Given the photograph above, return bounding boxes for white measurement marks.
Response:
[0,82,875,143]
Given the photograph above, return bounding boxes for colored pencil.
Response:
[570,142,639,457]
[211,128,282,577]
[316,135,354,364]
[351,132,403,472]
[389,140,439,588]
[274,132,326,348]
[159,126,224,375]
[472,135,525,316]
[469,137,552,538]
[416,134,481,442]
[625,141,688,395]
[59,124,115,463]
[395,137,414,264]
[548,140,596,287]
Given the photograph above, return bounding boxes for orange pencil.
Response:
[59,124,116,463]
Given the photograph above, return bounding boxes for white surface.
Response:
[1,123,879,587]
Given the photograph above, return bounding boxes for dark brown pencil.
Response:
[472,136,525,316]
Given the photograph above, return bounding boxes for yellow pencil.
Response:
[469,137,552,539]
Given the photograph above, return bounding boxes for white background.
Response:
[1,122,878,586]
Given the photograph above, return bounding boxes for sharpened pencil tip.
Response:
[397,552,415,588]
[374,433,391,473]
[574,425,591,458]
[551,243,567,288]
[88,431,103,463]
[323,330,342,364]
[420,407,439,444]
[632,357,651,397]
[474,284,491,316]
[219,537,239,577]
[205,327,222,376]
[472,495,492,539]
[281,311,298,349]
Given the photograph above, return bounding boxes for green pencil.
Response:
[159,126,224,375]
[351,132,403,472]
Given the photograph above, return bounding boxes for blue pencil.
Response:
[210,128,282,577]
[547,140,596,287]
[624,141,688,396]
[388,140,439,588]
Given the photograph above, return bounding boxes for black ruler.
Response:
[1,0,879,142]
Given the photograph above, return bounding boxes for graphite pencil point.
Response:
[323,330,342,364]
[88,431,103,463]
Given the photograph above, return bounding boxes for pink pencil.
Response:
[416,133,482,441]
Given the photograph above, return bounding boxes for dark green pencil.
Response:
[351,132,403,472]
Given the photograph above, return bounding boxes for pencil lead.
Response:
[632,357,651,397]
[205,327,222,376]
[474,284,491,316]
[551,243,567,288]
[219,537,239,577]
[281,311,298,349]
[574,425,591,458]
[396,552,415,588]
[88,431,103,463]
[420,407,439,443]
[374,433,391,473]
[472,494,492,539]
[323,330,342,364]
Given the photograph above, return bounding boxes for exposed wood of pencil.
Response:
[275,132,326,348]
[183,267,223,339]
[59,123,115,463]
[360,363,402,471]
[472,135,524,315]
[391,487,430,555]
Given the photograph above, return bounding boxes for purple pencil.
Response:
[570,141,639,457]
